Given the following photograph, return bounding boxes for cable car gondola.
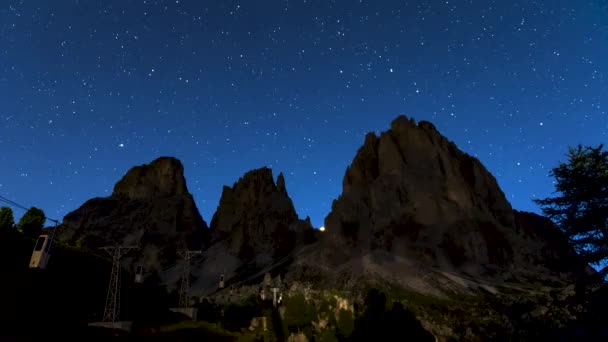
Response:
[135,265,144,284]
[29,234,51,269]
[219,274,225,289]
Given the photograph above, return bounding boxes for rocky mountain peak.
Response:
[189,167,316,295]
[323,114,575,277]
[210,167,306,262]
[58,156,207,274]
[112,156,188,200]
[277,172,287,195]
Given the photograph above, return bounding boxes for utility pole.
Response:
[178,250,201,308]
[271,287,280,307]
[101,246,137,322]
[45,219,59,251]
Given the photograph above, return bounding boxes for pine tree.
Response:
[534,144,608,275]
[0,206,15,230]
[17,207,46,236]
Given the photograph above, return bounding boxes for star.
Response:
[0,0,604,231]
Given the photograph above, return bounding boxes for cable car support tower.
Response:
[101,245,137,323]
[178,250,201,308]
[169,250,202,320]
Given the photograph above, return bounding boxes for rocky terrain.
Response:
[188,167,317,295]
[281,115,596,339]
[56,158,317,296]
[50,115,604,340]
[57,157,208,274]
[292,116,589,288]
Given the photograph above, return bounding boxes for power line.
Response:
[0,195,29,211]
[0,194,60,223]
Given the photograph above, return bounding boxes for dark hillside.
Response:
[0,228,108,339]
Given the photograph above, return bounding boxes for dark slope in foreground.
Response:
[0,228,108,339]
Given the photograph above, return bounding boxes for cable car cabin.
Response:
[29,234,51,269]
[135,265,144,284]
[219,274,225,289]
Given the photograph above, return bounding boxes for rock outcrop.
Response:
[190,167,315,295]
[277,115,594,340]
[41,115,603,341]
[58,157,208,273]
[209,168,302,263]
[277,114,590,300]
[44,115,603,340]
[512,210,594,277]
[322,116,512,271]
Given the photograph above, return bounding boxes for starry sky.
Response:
[0,0,606,228]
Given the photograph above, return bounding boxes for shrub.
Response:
[283,293,317,332]
[319,328,339,342]
[336,308,354,338]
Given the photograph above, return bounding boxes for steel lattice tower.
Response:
[101,246,136,322]
[178,250,201,308]
[45,219,59,252]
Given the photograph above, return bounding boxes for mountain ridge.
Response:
[51,115,599,340]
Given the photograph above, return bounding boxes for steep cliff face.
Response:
[286,115,588,292]
[209,168,299,262]
[323,115,518,272]
[112,156,190,199]
[190,167,315,295]
[512,210,592,276]
[276,115,593,340]
[211,167,318,264]
[58,157,208,272]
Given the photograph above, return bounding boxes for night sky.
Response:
[0,1,606,228]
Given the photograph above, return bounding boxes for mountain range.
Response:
[54,115,601,340]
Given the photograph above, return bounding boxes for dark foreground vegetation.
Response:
[0,225,433,341]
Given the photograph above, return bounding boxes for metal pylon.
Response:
[178,250,201,308]
[101,246,136,322]
[45,219,59,253]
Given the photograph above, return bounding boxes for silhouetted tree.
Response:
[0,206,14,230]
[534,144,608,276]
[336,308,355,338]
[195,297,222,322]
[126,271,172,324]
[319,328,339,342]
[270,306,286,342]
[283,293,316,333]
[222,295,263,331]
[388,302,434,342]
[17,207,45,236]
[352,289,388,341]
[351,289,434,342]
